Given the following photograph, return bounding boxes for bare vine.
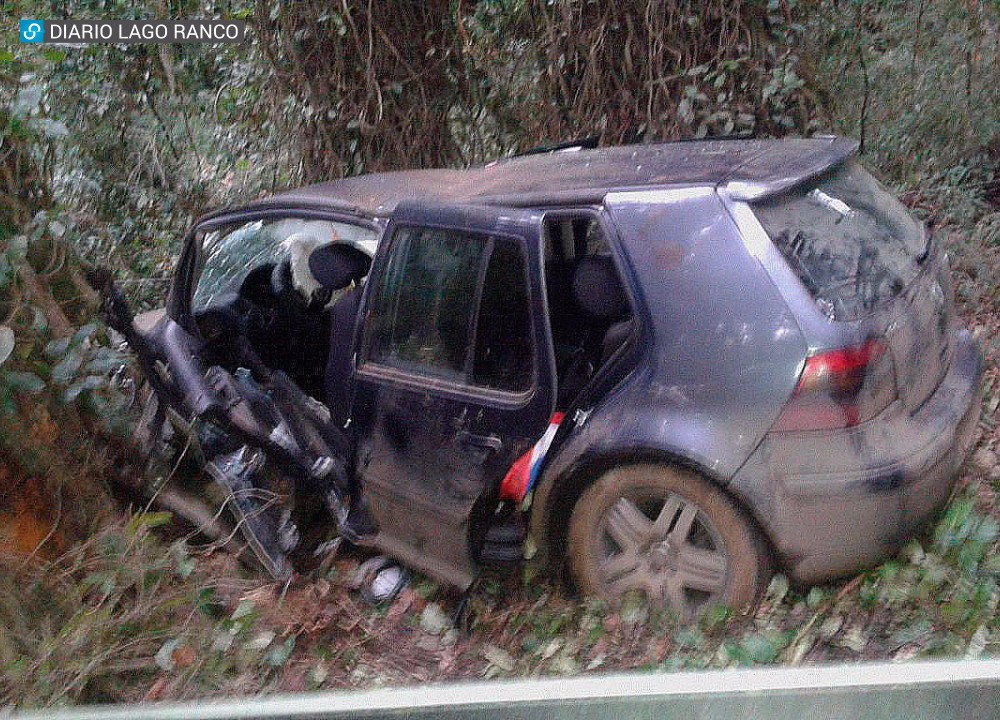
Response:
[251,0,819,180]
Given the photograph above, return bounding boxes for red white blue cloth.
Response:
[499,412,564,502]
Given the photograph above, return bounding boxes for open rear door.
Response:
[351,201,556,588]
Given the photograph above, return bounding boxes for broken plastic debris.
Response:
[808,188,854,217]
[352,555,410,604]
[368,564,408,603]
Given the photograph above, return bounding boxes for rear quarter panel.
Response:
[532,188,809,559]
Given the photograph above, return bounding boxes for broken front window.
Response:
[364,226,534,393]
[752,159,927,320]
[192,218,378,311]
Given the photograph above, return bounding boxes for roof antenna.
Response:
[512,135,601,158]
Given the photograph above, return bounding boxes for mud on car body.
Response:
[103,136,984,619]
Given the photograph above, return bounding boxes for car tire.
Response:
[567,463,770,619]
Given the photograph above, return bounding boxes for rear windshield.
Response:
[752,159,927,320]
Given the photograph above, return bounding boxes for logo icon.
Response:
[20,20,44,43]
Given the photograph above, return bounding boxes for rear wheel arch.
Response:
[532,448,776,599]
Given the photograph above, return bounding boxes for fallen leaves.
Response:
[154,640,196,672]
[419,603,452,636]
[482,644,514,675]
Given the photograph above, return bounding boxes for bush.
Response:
[0,214,138,562]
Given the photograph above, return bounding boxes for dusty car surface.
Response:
[103,136,984,619]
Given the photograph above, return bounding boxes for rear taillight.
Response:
[772,338,896,431]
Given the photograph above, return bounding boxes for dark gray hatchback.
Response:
[108,136,983,619]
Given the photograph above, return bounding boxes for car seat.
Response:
[311,243,373,427]
[573,254,632,369]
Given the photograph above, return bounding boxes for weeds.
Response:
[2,516,202,706]
[0,511,311,707]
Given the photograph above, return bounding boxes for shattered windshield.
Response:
[752,159,927,320]
[192,218,379,310]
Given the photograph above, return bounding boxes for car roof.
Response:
[207,136,857,221]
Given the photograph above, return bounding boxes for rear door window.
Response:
[752,159,928,320]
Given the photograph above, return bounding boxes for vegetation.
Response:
[1,0,998,709]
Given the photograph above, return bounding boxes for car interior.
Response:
[542,215,634,410]
[193,225,372,405]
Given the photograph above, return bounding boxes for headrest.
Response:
[571,254,628,320]
[308,243,373,291]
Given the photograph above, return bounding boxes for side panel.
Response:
[532,188,809,558]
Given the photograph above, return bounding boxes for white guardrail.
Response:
[10,660,1000,720]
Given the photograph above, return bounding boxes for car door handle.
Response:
[457,431,503,452]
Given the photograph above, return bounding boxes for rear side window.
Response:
[752,159,927,320]
[363,226,534,393]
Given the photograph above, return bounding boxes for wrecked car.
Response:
[101,136,984,619]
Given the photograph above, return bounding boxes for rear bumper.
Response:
[729,329,984,585]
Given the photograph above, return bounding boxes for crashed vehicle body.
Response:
[115,137,983,619]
